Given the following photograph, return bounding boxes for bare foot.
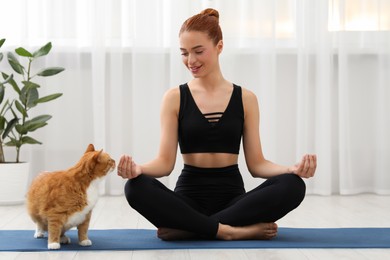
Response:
[217,222,278,240]
[157,227,197,241]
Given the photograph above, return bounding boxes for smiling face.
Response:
[179,30,223,78]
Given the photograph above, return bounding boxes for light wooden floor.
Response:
[1,194,390,259]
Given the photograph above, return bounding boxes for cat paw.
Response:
[48,242,61,250]
[79,239,92,246]
[34,231,45,238]
[60,235,71,244]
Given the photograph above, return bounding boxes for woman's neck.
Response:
[191,71,227,91]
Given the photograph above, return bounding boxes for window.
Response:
[329,0,390,31]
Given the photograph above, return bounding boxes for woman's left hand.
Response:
[288,154,317,178]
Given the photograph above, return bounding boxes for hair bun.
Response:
[179,8,223,45]
[200,8,219,21]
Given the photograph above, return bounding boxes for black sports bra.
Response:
[178,83,244,154]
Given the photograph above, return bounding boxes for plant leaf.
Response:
[5,137,18,147]
[26,87,39,108]
[15,100,27,118]
[22,81,40,88]
[35,93,63,104]
[0,85,4,104]
[1,72,20,94]
[20,84,39,108]
[0,116,5,132]
[7,52,25,75]
[21,136,42,145]
[15,124,26,135]
[0,99,11,116]
[2,117,18,139]
[24,122,48,133]
[0,38,3,63]
[0,73,13,85]
[28,115,52,124]
[15,47,33,57]
[32,42,52,58]
[23,115,51,132]
[36,67,65,77]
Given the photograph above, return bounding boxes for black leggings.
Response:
[124,164,306,239]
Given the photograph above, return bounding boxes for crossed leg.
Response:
[157,222,278,241]
[125,173,305,241]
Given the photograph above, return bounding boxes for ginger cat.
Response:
[26,144,116,250]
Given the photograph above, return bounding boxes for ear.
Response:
[94,149,104,162]
[217,40,223,54]
[85,144,95,153]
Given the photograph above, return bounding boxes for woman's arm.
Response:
[242,88,316,179]
[118,87,180,179]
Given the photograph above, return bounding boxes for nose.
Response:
[188,53,197,65]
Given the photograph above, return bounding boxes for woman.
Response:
[118,8,316,241]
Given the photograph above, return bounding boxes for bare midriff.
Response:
[182,153,239,168]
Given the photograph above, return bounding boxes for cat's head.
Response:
[83,144,116,178]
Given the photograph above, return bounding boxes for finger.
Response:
[120,155,129,169]
[118,155,131,178]
[118,155,128,177]
[302,154,315,178]
[309,154,317,177]
[298,155,308,177]
[131,161,137,178]
[124,156,133,178]
[304,155,311,177]
[303,155,310,178]
[118,155,126,169]
[117,156,125,176]
[295,156,305,175]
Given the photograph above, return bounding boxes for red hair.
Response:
[179,8,223,45]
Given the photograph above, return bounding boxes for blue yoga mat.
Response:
[1,228,390,251]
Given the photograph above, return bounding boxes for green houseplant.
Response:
[0,38,17,163]
[0,38,65,204]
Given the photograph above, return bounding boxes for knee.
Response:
[124,179,135,205]
[283,174,306,204]
[286,173,306,190]
[124,175,148,206]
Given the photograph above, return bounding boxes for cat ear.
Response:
[94,149,104,162]
[85,144,95,153]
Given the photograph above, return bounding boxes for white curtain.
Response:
[0,0,389,195]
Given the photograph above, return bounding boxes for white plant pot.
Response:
[0,162,30,205]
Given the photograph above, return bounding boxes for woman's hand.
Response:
[117,155,142,179]
[288,154,317,178]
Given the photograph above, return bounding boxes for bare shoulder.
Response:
[161,86,181,113]
[163,87,180,101]
[241,87,259,111]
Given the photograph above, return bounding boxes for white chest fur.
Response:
[65,178,101,229]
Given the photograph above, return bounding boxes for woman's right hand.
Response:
[117,155,142,179]
[288,154,317,179]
